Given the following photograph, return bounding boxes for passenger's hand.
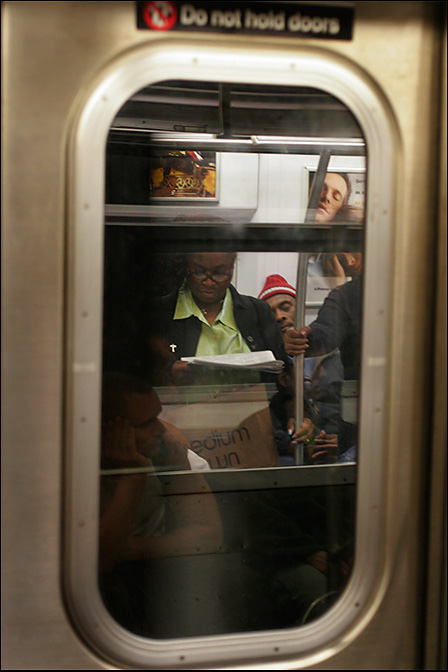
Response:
[153,428,191,472]
[311,430,339,464]
[171,360,196,386]
[306,550,352,578]
[321,253,346,278]
[314,431,338,449]
[284,326,310,356]
[286,417,315,457]
[306,550,328,575]
[101,417,149,474]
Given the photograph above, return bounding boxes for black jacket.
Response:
[308,277,361,381]
[150,284,290,370]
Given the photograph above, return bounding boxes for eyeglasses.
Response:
[187,268,233,283]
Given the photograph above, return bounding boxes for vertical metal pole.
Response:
[218,84,232,138]
[294,150,332,464]
[293,253,308,465]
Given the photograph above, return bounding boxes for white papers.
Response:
[181,350,284,373]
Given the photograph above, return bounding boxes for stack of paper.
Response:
[181,350,284,373]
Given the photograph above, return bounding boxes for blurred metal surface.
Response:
[2,1,446,669]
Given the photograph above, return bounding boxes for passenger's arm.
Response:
[99,418,150,572]
[123,423,223,561]
[294,283,355,358]
[124,479,223,560]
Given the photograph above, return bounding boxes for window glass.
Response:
[100,80,364,637]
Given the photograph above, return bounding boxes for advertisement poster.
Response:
[150,150,218,201]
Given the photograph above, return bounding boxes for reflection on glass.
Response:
[309,171,365,223]
[100,80,364,638]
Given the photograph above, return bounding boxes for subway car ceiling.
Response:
[109,81,365,153]
[106,79,366,253]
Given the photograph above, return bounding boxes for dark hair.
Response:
[101,372,153,423]
[186,251,237,261]
[335,203,364,223]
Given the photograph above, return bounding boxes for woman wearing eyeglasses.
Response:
[152,251,290,387]
[145,250,316,457]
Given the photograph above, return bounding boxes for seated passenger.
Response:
[99,373,345,634]
[146,252,315,461]
[99,372,222,573]
[148,252,290,386]
[258,274,344,463]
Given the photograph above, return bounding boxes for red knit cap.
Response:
[258,274,296,301]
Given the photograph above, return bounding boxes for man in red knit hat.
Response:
[257,274,297,341]
[258,274,346,463]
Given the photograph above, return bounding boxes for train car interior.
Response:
[63,44,389,666]
[98,80,364,640]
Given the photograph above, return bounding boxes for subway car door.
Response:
[2,2,446,670]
